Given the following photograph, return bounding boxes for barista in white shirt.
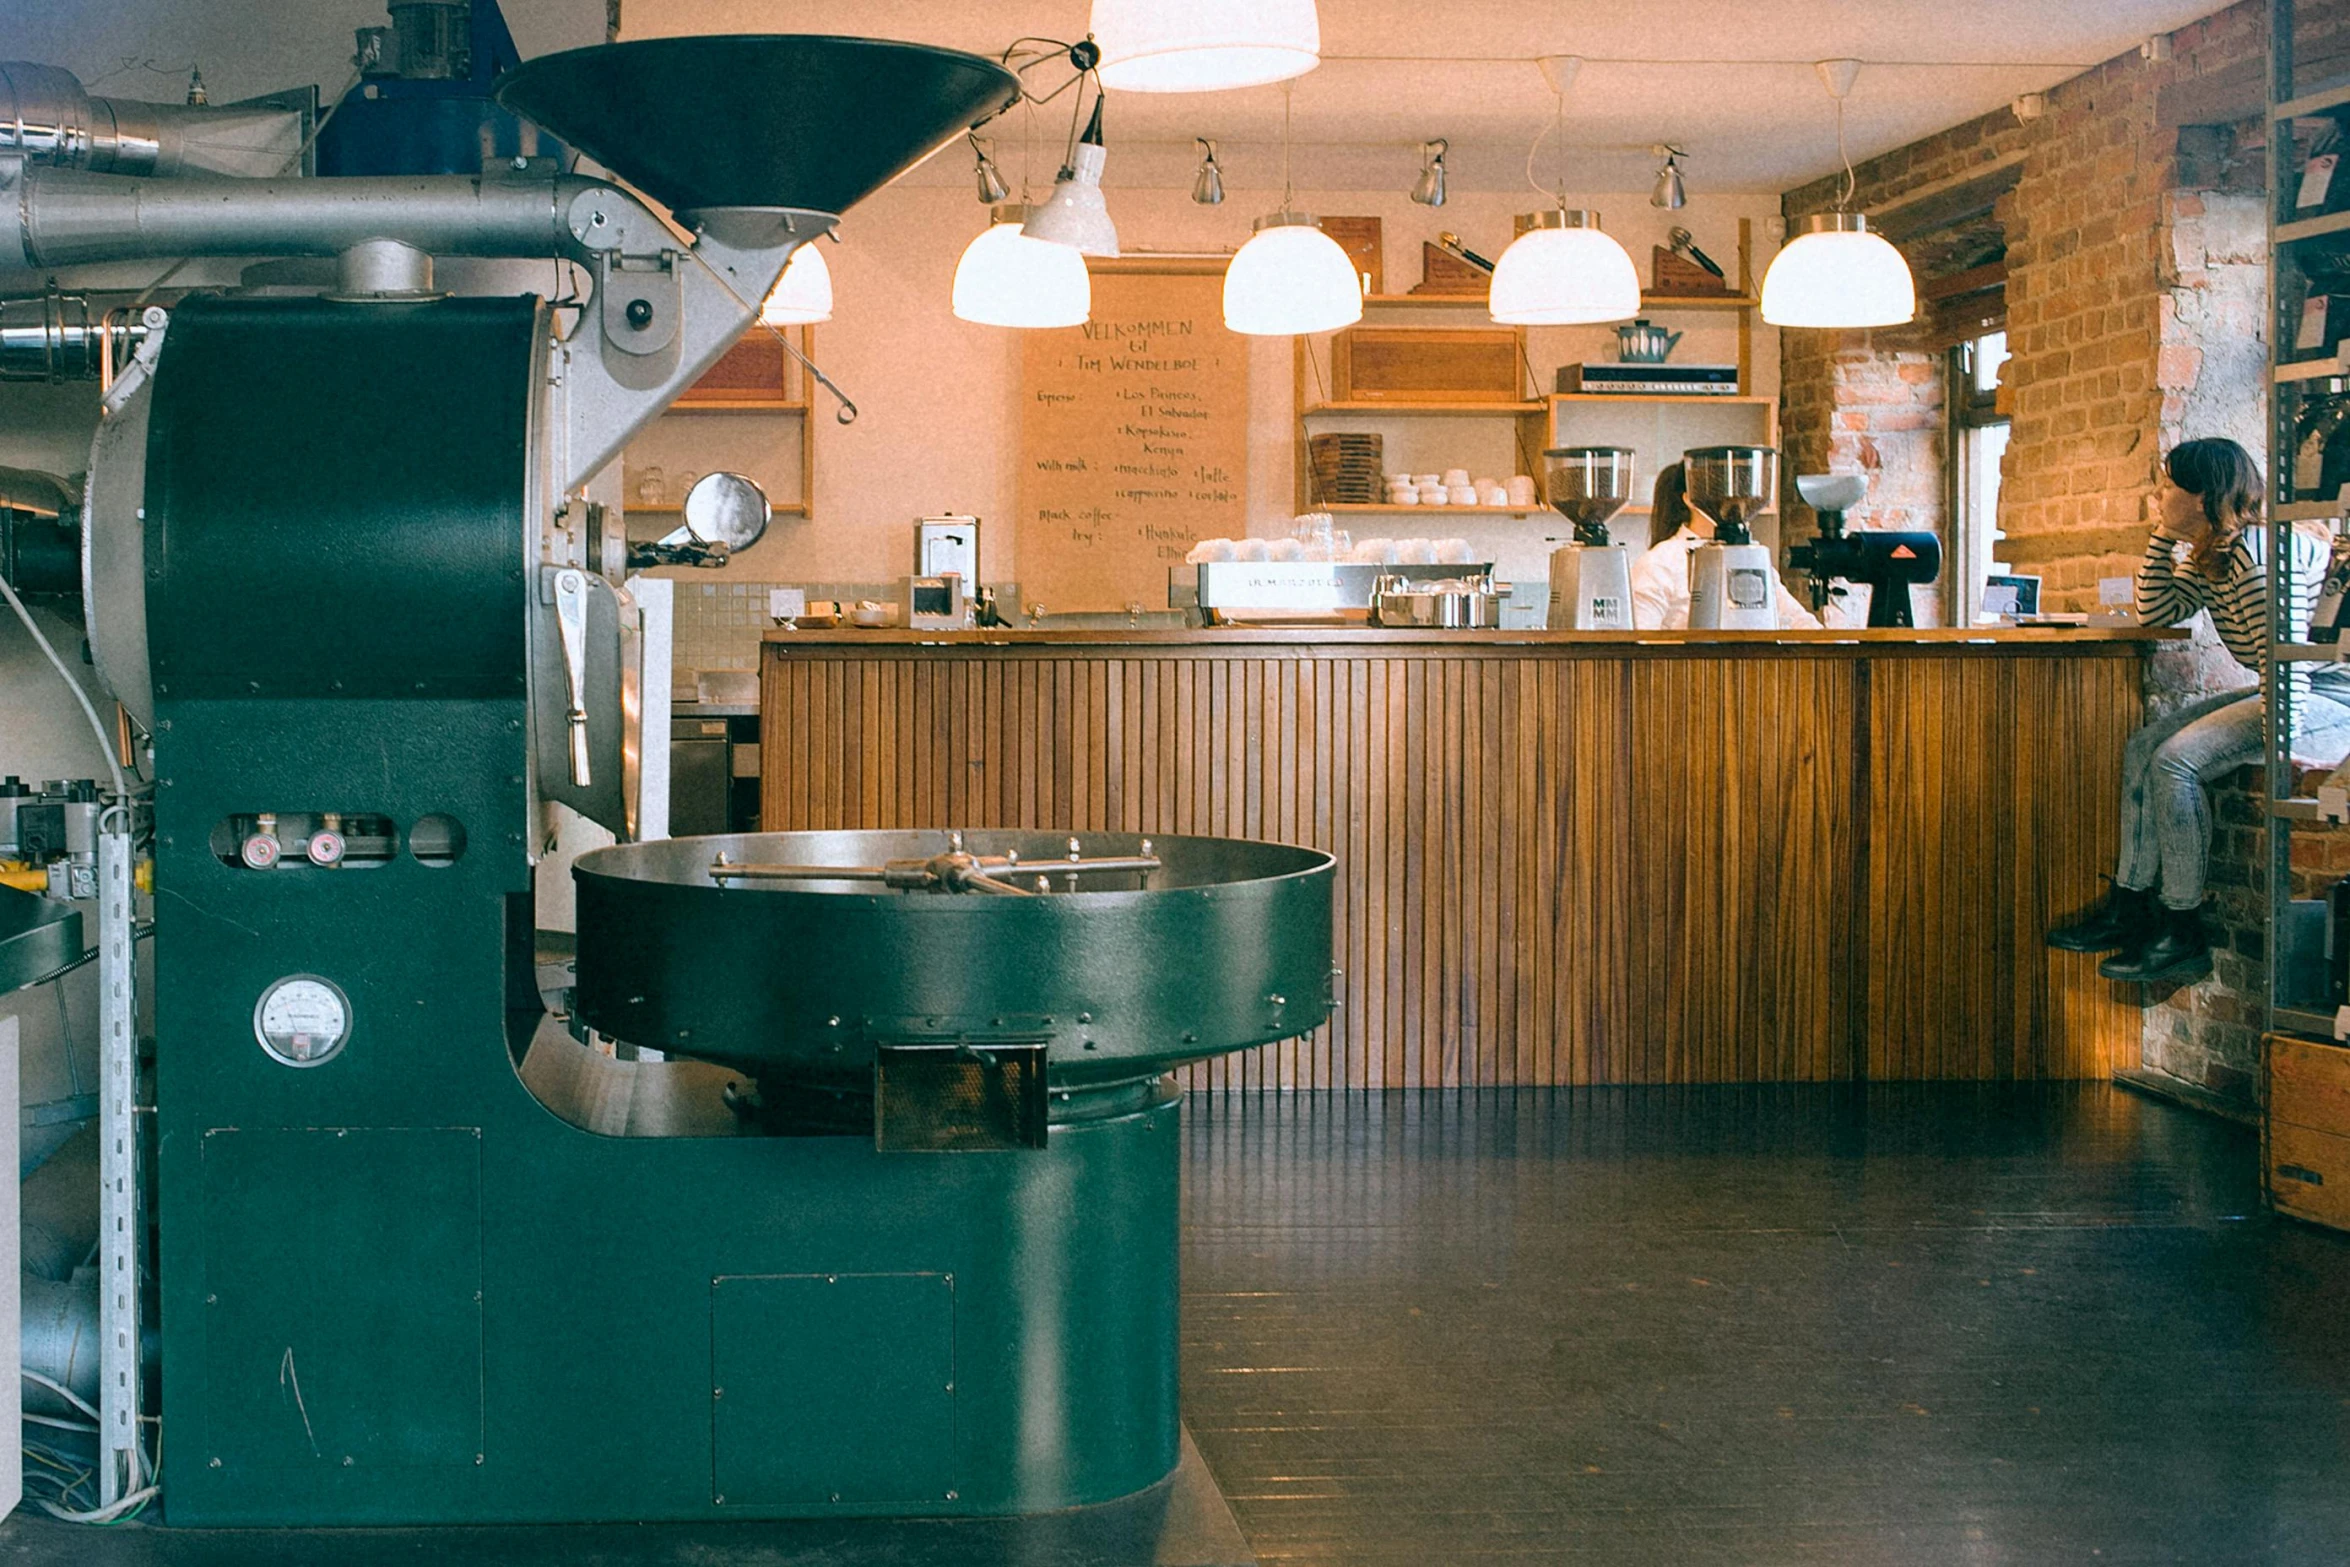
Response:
[1629,462,1823,630]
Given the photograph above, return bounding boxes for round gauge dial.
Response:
[253,976,352,1068]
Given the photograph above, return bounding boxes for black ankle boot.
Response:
[2098,905,2213,984]
[2049,881,2156,953]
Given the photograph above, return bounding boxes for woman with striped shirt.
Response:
[2049,438,2350,984]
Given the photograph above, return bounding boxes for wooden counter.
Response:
[760,628,2169,1089]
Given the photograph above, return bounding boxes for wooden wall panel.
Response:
[760,640,2146,1088]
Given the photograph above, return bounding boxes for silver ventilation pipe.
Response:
[0,62,301,179]
[2,159,644,270]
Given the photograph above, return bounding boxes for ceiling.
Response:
[638,0,2240,194]
[2,0,2240,195]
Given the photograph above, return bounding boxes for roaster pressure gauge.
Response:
[254,975,352,1068]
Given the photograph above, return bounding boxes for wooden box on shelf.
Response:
[1332,327,1521,403]
[678,330,797,407]
[1319,216,1383,295]
[2267,1032,2350,1230]
[1651,246,1732,296]
[1411,242,1489,297]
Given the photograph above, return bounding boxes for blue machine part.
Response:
[315,1,568,178]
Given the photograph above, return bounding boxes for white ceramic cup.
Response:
[1448,485,1478,507]
[1507,475,1538,508]
[1441,468,1471,489]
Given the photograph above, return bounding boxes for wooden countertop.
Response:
[763,626,2179,655]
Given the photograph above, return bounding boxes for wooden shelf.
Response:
[2277,641,2350,660]
[1638,293,1759,311]
[1550,392,1774,406]
[1303,400,1547,416]
[1359,294,1489,308]
[2276,500,2350,521]
[1355,292,1757,313]
[2274,1005,2346,1040]
[1312,503,1551,516]
[2276,78,2350,120]
[2279,210,2350,244]
[2276,357,2348,384]
[666,399,808,413]
[627,501,810,516]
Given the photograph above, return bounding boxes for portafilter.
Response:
[1684,445,1779,545]
[1544,446,1637,547]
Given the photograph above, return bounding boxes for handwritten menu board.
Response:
[1016,261,1249,612]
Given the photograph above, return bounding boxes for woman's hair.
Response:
[2164,437,2262,571]
[1650,462,1692,547]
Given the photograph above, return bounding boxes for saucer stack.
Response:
[1308,433,1384,506]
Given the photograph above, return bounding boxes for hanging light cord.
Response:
[1835,90,1855,211]
[1281,80,1297,208]
[1523,79,1568,206]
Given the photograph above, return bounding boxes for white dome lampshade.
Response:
[1022,140,1120,257]
[1488,209,1641,326]
[952,205,1092,329]
[1089,0,1320,92]
[1760,213,1916,328]
[1223,212,1363,336]
[758,243,833,325]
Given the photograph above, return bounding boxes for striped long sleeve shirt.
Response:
[2136,526,2346,697]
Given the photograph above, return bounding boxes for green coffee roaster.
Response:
[23,35,1333,1529]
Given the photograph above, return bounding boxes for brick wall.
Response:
[1776,0,2319,1107]
[1779,3,2276,614]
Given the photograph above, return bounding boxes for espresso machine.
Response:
[1786,472,1943,627]
[1685,445,1781,630]
[1544,446,1636,631]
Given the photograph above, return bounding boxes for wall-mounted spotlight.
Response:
[1411,138,1448,207]
[970,134,1010,206]
[1192,137,1226,204]
[2011,92,2046,121]
[1650,145,1686,210]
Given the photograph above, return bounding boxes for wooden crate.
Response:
[1411,241,1489,296]
[1331,327,1521,403]
[2266,1032,2350,1230]
[1319,216,1382,295]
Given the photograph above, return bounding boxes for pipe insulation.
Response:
[1,161,658,270]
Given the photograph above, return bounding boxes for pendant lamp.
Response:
[1224,213,1363,335]
[1761,62,1916,329]
[1089,0,1320,93]
[758,243,833,325]
[1489,209,1640,326]
[1223,82,1362,336]
[1023,96,1120,257]
[953,204,1091,329]
[1488,58,1639,327]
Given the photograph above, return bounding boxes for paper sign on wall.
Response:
[1015,263,1249,614]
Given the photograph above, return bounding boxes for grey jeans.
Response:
[2117,687,2350,909]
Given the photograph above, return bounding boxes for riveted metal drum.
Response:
[573,830,1336,1094]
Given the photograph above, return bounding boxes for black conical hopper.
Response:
[496,35,1020,218]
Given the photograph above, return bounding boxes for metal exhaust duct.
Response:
[0,62,301,178]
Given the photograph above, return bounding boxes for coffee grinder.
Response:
[1684,444,1781,629]
[1785,472,1943,627]
[1544,446,1637,630]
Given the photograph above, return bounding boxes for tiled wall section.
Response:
[667,579,1031,672]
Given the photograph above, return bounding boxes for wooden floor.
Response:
[18,1085,2344,1566]
[1179,1085,2350,1565]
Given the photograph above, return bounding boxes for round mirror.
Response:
[681,471,772,552]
